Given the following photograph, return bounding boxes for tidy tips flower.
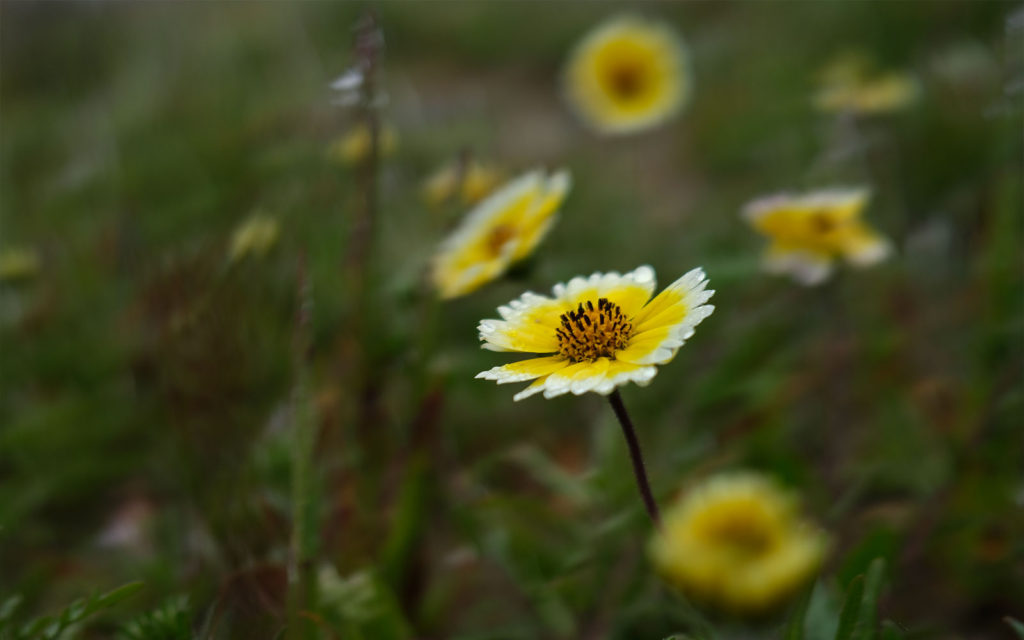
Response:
[476,265,713,400]
[649,472,828,615]
[432,169,570,300]
[228,214,279,263]
[743,188,891,286]
[814,52,918,115]
[328,123,398,166]
[422,159,504,209]
[564,14,691,135]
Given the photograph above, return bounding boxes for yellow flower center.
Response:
[809,211,837,234]
[486,224,517,256]
[696,507,778,558]
[607,63,646,101]
[556,297,633,362]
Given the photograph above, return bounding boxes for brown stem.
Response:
[607,390,661,528]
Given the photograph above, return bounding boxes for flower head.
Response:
[814,53,918,115]
[328,123,398,166]
[743,188,891,286]
[0,247,41,283]
[477,265,713,400]
[650,472,828,615]
[229,214,279,262]
[432,169,570,300]
[564,15,691,135]
[422,159,504,209]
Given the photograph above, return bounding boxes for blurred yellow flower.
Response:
[422,160,505,208]
[0,247,41,283]
[432,169,570,299]
[650,472,828,615]
[477,265,713,400]
[743,188,891,286]
[815,53,918,115]
[564,14,691,135]
[328,123,398,165]
[229,214,279,262]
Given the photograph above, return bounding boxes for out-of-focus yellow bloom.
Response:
[432,169,570,299]
[564,15,691,135]
[0,247,41,283]
[743,188,891,286]
[422,160,505,209]
[650,472,828,615]
[328,123,398,166]
[229,214,279,262]
[815,53,918,115]
[477,265,713,400]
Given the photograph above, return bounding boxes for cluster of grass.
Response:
[1,2,1021,639]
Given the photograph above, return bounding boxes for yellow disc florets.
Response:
[556,298,633,362]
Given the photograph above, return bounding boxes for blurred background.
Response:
[1,2,1021,638]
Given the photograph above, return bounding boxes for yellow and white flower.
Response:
[422,159,504,209]
[815,53,918,115]
[228,214,279,262]
[476,265,713,400]
[432,169,570,300]
[650,472,828,615]
[564,15,691,135]
[743,188,891,286]
[328,123,398,166]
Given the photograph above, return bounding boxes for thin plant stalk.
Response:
[287,253,318,640]
[607,389,662,528]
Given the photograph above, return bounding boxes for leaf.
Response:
[835,558,886,640]
[1006,617,1024,640]
[18,582,143,640]
[834,575,864,640]
[784,586,814,640]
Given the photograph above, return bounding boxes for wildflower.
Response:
[432,169,570,299]
[815,52,918,115]
[743,188,891,286]
[476,265,713,401]
[650,472,828,615]
[422,159,504,209]
[564,14,691,135]
[0,247,40,283]
[229,214,279,262]
[328,123,398,166]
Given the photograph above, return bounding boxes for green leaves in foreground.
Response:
[1,581,142,640]
[835,559,886,640]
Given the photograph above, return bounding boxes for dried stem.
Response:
[607,390,661,528]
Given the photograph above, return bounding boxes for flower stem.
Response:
[607,389,661,528]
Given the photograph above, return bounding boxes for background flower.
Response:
[564,14,691,134]
[743,188,891,285]
[650,472,828,615]
[432,169,570,299]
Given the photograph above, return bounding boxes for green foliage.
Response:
[0,582,142,640]
[835,559,886,640]
[118,596,192,640]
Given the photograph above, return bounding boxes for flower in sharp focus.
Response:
[422,159,505,209]
[476,265,713,400]
[649,472,828,616]
[743,188,891,286]
[564,14,691,135]
[432,169,570,300]
[228,214,279,263]
[328,123,398,166]
[814,52,918,115]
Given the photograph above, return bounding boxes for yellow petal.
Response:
[476,356,571,384]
